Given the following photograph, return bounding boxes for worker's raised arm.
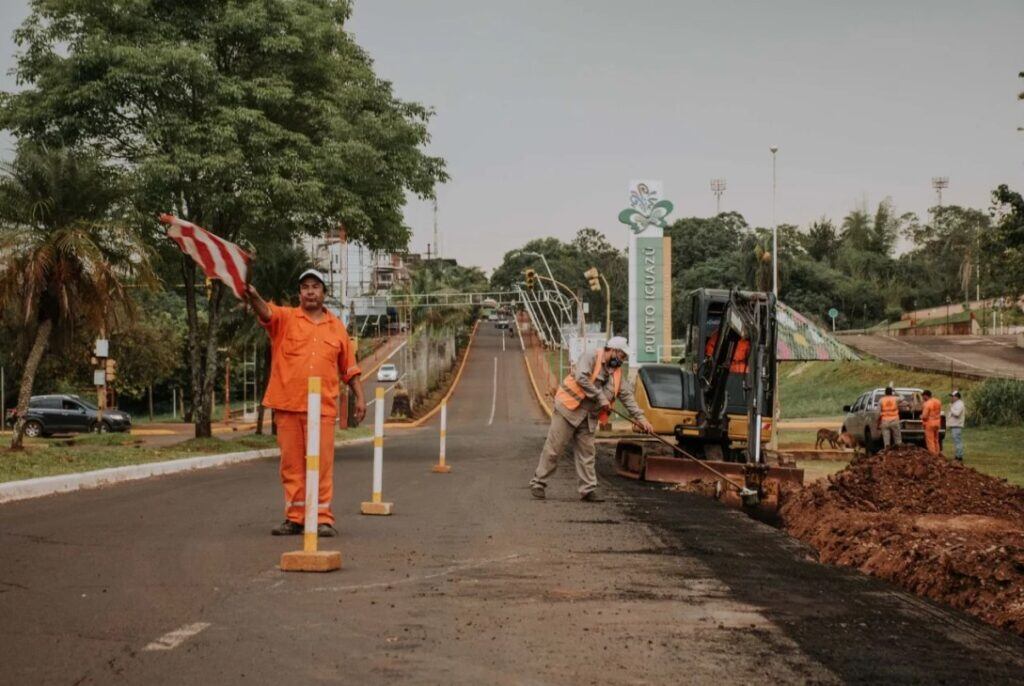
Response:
[245,284,273,324]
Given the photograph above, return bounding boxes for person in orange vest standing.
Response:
[877,387,902,448]
[245,269,366,537]
[920,389,943,455]
[530,337,654,502]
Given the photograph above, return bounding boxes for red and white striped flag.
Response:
[160,214,251,300]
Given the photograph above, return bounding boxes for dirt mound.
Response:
[780,445,1024,636]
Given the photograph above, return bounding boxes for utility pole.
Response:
[433,198,440,260]
[770,146,779,296]
[710,178,726,215]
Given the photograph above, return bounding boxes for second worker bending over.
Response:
[530,337,653,502]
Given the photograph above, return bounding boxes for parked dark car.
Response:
[6,394,131,438]
[842,387,943,453]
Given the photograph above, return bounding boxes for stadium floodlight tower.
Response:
[931,176,949,207]
[710,178,727,214]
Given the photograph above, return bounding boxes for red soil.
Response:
[779,445,1024,636]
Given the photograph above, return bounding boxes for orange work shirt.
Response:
[879,395,899,422]
[730,338,751,374]
[260,303,360,417]
[920,397,942,427]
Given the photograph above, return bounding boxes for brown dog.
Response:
[815,428,840,449]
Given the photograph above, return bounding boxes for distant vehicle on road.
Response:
[376,363,398,382]
[495,319,511,330]
[6,394,131,437]
[842,387,943,453]
[486,312,498,322]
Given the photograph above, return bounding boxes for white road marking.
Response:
[367,374,406,407]
[488,356,498,426]
[502,331,506,352]
[144,622,211,651]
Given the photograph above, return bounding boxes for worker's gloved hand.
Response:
[637,419,655,434]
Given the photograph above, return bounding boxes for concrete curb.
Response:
[0,436,373,505]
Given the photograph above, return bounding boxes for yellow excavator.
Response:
[614,288,803,509]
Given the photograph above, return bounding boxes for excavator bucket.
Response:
[615,438,803,516]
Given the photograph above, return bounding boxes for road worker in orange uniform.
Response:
[920,389,943,455]
[878,386,902,448]
[704,328,751,374]
[530,337,654,501]
[245,269,366,537]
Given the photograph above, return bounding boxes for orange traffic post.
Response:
[431,399,451,473]
[361,386,393,515]
[280,377,342,572]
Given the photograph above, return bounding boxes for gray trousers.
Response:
[880,419,901,448]
[530,412,597,495]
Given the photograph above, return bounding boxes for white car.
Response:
[376,363,398,382]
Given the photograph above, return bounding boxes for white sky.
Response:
[3,1,1022,272]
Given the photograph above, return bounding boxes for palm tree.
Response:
[0,144,152,449]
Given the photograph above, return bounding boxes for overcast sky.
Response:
[3,1,1022,272]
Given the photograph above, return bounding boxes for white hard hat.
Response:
[605,336,632,356]
[298,268,327,286]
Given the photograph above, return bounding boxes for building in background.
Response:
[303,230,414,334]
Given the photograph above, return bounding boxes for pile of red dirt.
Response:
[779,445,1024,636]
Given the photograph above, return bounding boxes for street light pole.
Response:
[770,146,779,296]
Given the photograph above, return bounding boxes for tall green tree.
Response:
[0,144,152,449]
[2,0,447,437]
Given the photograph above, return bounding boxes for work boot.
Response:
[580,491,605,502]
[271,520,303,536]
[317,524,338,537]
[530,485,546,500]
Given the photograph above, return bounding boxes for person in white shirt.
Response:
[948,390,965,462]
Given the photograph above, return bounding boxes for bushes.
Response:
[968,379,1024,426]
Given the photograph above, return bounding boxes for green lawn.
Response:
[778,425,1024,486]
[0,425,372,484]
[778,359,979,419]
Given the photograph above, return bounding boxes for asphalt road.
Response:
[838,333,1024,379]
[1,325,1022,684]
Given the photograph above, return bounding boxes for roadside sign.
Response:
[94,339,109,358]
[93,370,106,386]
[828,308,839,319]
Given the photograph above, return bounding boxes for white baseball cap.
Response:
[298,268,327,286]
[605,336,632,356]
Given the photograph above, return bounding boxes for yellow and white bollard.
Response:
[431,399,451,473]
[280,377,341,572]
[361,386,393,515]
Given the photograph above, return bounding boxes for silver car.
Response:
[376,363,398,383]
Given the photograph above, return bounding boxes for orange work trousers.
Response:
[924,424,941,455]
[274,410,336,525]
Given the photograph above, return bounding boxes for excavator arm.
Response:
[698,290,777,463]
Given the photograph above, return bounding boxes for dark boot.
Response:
[317,524,338,537]
[580,491,605,502]
[530,485,546,499]
[271,520,303,536]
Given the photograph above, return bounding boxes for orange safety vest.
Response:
[879,395,899,422]
[555,352,622,423]
[921,397,942,427]
[730,338,750,374]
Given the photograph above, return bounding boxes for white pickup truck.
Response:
[842,387,945,453]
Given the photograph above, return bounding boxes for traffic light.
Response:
[524,268,536,289]
[105,358,117,382]
[584,267,601,291]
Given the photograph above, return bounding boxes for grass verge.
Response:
[778,425,1024,486]
[0,426,372,484]
[778,359,980,419]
